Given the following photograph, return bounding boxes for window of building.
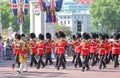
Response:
[68,16,70,19]
[64,21,66,24]
[68,21,70,24]
[64,16,66,19]
[61,21,62,24]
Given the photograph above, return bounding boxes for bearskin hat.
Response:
[72,35,76,40]
[20,33,25,37]
[55,32,59,38]
[113,34,119,40]
[15,33,21,40]
[99,34,105,40]
[39,34,44,40]
[104,34,109,39]
[58,31,66,38]
[76,33,81,39]
[46,32,51,39]
[30,33,36,39]
[91,33,96,39]
[82,32,90,40]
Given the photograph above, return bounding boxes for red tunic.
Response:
[74,39,81,53]
[98,42,106,55]
[54,42,59,54]
[112,41,120,54]
[30,39,37,53]
[90,39,98,53]
[72,41,79,53]
[37,42,45,55]
[45,40,52,53]
[11,43,20,55]
[81,43,90,55]
[105,41,111,54]
[57,40,67,54]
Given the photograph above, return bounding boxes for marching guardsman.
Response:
[97,34,106,69]
[81,33,90,71]
[90,33,98,66]
[29,33,37,67]
[112,34,120,68]
[54,32,60,67]
[74,33,82,68]
[45,33,53,65]
[18,34,28,73]
[11,33,21,69]
[57,31,67,70]
[36,34,46,69]
[104,34,111,64]
[71,35,77,63]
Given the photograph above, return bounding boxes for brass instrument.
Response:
[81,39,89,44]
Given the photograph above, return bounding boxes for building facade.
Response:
[57,0,92,34]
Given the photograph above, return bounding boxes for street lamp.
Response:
[98,22,102,33]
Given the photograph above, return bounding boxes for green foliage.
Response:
[90,0,120,33]
[54,23,72,37]
[0,2,30,34]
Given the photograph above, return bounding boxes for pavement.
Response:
[0,57,120,78]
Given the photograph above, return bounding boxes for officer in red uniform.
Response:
[74,33,82,68]
[81,33,90,71]
[112,34,120,68]
[45,33,53,65]
[90,33,98,66]
[36,34,45,69]
[57,31,67,70]
[29,33,37,67]
[11,33,21,68]
[54,32,60,67]
[97,34,106,69]
[104,34,111,64]
[71,35,77,63]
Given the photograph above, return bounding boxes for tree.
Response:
[0,2,30,34]
[90,0,120,33]
[54,23,72,37]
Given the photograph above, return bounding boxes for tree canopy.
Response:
[90,0,120,33]
[0,2,30,34]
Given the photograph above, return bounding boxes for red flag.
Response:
[76,0,93,4]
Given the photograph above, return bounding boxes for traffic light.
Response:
[77,20,82,33]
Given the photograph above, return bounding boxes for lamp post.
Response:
[98,22,102,33]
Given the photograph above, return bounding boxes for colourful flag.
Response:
[76,0,93,4]
[10,0,18,16]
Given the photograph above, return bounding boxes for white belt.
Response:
[99,48,105,50]
[82,48,89,50]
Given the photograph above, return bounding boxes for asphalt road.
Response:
[0,57,120,78]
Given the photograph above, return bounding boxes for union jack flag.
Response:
[10,0,18,16]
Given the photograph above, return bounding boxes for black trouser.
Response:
[113,54,119,68]
[99,55,106,69]
[55,54,59,67]
[37,54,45,69]
[30,53,37,67]
[72,53,76,63]
[96,53,99,63]
[104,53,109,64]
[45,52,53,65]
[75,53,82,67]
[63,54,66,63]
[90,53,96,66]
[82,55,89,70]
[57,54,65,69]
[13,54,20,68]
[108,51,113,63]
